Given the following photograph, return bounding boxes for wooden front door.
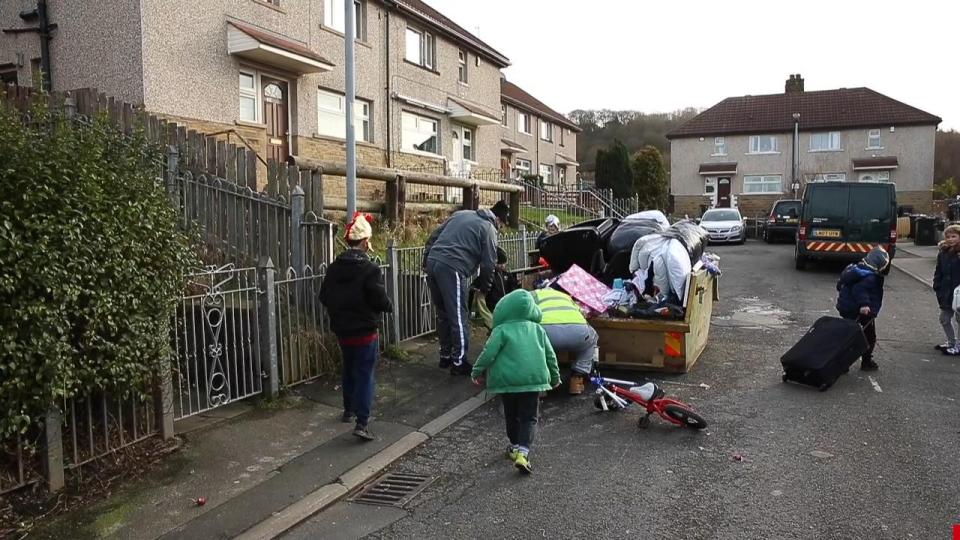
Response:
[717,177,732,208]
[261,77,289,164]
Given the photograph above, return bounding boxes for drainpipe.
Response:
[385,8,392,167]
[792,112,800,197]
[345,0,357,218]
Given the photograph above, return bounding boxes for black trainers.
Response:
[861,358,879,371]
[341,411,355,423]
[450,362,473,376]
[353,425,375,441]
[438,357,453,369]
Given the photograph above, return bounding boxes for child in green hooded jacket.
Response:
[471,289,560,474]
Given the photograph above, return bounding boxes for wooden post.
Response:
[385,176,399,225]
[509,191,521,228]
[312,168,324,215]
[396,174,406,219]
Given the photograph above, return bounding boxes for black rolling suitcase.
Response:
[781,316,870,391]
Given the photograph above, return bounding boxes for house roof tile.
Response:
[395,0,510,67]
[501,79,581,132]
[667,87,941,139]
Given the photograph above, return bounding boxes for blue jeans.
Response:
[340,337,379,427]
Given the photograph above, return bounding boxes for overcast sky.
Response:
[426,0,958,130]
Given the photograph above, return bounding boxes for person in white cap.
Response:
[320,212,393,441]
[535,214,561,251]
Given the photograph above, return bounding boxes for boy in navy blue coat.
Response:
[836,247,890,371]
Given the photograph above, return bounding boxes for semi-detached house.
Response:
[667,75,941,218]
[0,0,521,201]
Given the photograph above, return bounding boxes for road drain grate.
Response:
[349,472,435,507]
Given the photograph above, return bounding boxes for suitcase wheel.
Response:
[781,373,789,383]
[818,382,831,392]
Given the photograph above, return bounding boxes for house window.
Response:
[515,158,531,178]
[743,175,783,194]
[867,129,882,149]
[324,0,365,40]
[810,131,841,152]
[518,112,531,135]
[317,89,371,142]
[540,121,553,142]
[401,111,439,155]
[539,163,554,184]
[238,70,260,123]
[714,137,726,155]
[859,171,891,183]
[560,128,565,147]
[405,27,435,70]
[812,173,846,182]
[501,104,507,126]
[558,166,566,185]
[457,49,468,84]
[0,68,16,86]
[748,135,779,154]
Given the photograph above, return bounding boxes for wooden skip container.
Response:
[588,268,718,373]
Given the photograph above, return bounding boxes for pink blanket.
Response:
[556,264,611,314]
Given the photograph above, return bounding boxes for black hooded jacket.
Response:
[319,249,393,338]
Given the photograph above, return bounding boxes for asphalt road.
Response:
[290,242,960,540]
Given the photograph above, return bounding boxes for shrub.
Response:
[0,102,195,437]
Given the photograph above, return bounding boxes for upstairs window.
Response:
[405,27,435,70]
[501,104,507,126]
[518,112,531,135]
[810,131,841,152]
[748,135,779,154]
[540,120,553,142]
[324,0,365,40]
[457,49,468,83]
[867,129,882,149]
[714,137,726,155]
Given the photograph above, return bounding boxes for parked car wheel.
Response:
[763,230,772,244]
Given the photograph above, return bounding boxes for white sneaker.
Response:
[935,341,953,351]
[944,347,960,357]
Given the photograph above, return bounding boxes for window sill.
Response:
[540,139,554,143]
[710,153,728,157]
[311,133,377,148]
[251,0,285,13]
[403,59,440,76]
[457,81,469,88]
[745,152,781,155]
[518,131,533,137]
[236,119,267,129]
[865,147,885,151]
[400,148,444,160]
[808,149,843,153]
[319,25,371,48]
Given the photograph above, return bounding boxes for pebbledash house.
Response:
[666,75,941,218]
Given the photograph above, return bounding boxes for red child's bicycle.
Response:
[591,370,708,430]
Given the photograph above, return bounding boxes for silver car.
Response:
[700,208,746,244]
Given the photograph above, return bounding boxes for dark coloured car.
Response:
[763,199,801,243]
[795,182,897,270]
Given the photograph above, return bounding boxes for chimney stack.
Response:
[785,74,805,93]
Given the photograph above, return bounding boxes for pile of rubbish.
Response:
[539,212,720,322]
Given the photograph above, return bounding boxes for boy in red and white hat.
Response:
[320,213,393,440]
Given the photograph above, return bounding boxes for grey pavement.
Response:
[292,241,960,540]
[893,241,936,288]
[30,333,488,540]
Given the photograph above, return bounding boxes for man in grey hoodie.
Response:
[423,201,509,375]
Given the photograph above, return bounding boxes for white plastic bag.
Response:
[952,285,960,311]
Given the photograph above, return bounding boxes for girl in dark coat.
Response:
[933,224,960,355]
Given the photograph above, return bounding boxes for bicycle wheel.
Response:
[663,404,708,430]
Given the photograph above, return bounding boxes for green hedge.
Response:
[0,103,195,437]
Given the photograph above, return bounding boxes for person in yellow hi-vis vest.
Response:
[531,288,599,395]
